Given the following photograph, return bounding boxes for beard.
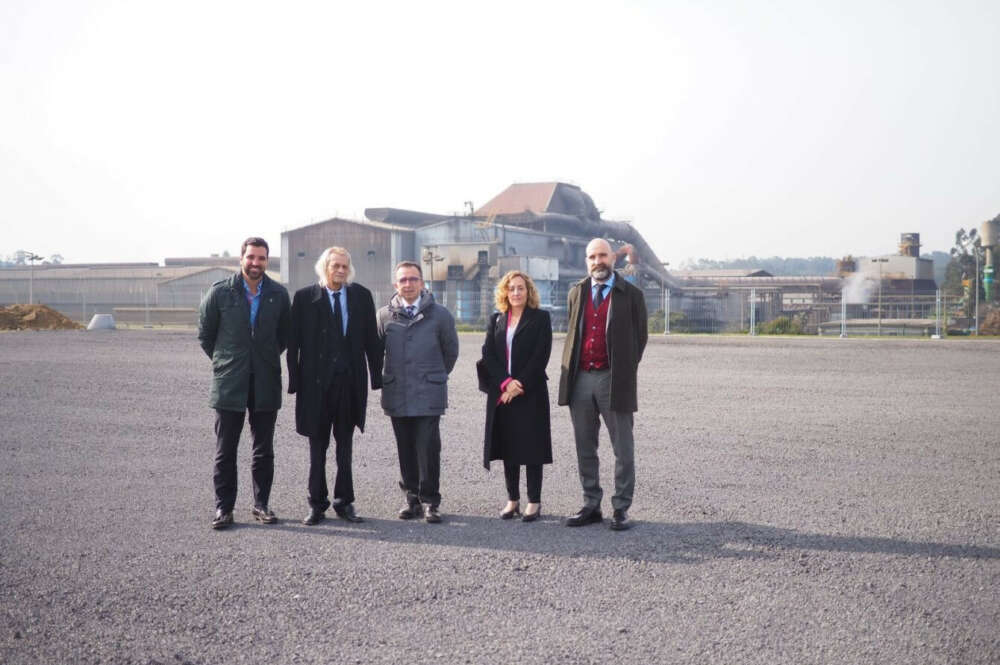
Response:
[590,265,612,281]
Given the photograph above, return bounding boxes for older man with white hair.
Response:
[287,247,383,525]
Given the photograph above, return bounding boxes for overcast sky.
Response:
[2,0,998,268]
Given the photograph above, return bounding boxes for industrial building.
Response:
[281,182,676,329]
[279,182,942,334]
[1,181,954,334]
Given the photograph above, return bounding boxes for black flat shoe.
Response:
[251,505,277,524]
[521,504,541,522]
[500,503,520,520]
[334,504,364,523]
[302,508,325,526]
[398,502,422,520]
[212,509,234,530]
[424,504,442,524]
[609,509,631,531]
[564,506,602,527]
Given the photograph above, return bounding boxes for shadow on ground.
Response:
[226,515,1000,565]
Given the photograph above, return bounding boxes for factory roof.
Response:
[287,216,415,234]
[0,265,253,283]
[671,269,774,279]
[474,182,561,217]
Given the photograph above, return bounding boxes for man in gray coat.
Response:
[377,261,459,523]
[198,237,291,530]
[557,238,647,531]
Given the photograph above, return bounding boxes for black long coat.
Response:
[287,282,383,437]
[557,271,648,412]
[482,307,553,469]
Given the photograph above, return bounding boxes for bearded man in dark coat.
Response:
[557,238,648,531]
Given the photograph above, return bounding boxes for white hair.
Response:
[314,247,355,288]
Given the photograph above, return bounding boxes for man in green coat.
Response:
[198,237,291,529]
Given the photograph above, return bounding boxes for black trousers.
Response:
[308,378,356,511]
[504,462,543,503]
[213,380,276,512]
[391,415,441,506]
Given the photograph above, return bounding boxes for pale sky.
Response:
[2,0,998,268]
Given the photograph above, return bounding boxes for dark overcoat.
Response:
[557,271,648,412]
[198,272,290,412]
[482,307,553,469]
[286,282,383,437]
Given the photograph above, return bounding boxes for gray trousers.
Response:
[569,369,635,511]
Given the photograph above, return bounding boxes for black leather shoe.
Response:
[424,504,442,524]
[302,508,325,526]
[565,506,602,527]
[333,504,364,523]
[398,502,422,520]
[251,505,277,524]
[609,509,631,531]
[521,504,541,523]
[500,502,520,520]
[212,509,233,530]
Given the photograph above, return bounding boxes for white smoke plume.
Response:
[842,273,874,304]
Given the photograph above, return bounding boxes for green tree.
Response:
[943,227,982,297]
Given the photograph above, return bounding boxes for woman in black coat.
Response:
[481,270,553,522]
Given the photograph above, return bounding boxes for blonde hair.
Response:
[315,247,355,288]
[494,270,540,312]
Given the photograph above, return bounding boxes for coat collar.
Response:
[230,271,277,296]
[311,281,351,302]
[388,290,434,315]
[575,270,624,294]
[500,306,538,340]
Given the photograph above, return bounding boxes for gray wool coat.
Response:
[376,291,460,417]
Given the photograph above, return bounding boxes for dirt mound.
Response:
[981,308,1000,335]
[0,304,84,331]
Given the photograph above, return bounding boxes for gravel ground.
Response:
[1,330,998,665]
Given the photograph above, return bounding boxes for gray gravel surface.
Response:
[1,330,998,664]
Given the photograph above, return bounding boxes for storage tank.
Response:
[898,233,921,258]
[981,218,999,302]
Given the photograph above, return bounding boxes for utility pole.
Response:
[661,262,670,335]
[25,252,43,305]
[871,258,889,336]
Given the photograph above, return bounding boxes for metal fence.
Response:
[646,288,982,338]
[8,277,991,337]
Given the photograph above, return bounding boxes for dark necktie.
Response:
[332,291,344,340]
[594,284,606,308]
[406,305,416,318]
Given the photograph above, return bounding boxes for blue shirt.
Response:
[326,287,349,336]
[243,280,262,330]
[591,271,615,305]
